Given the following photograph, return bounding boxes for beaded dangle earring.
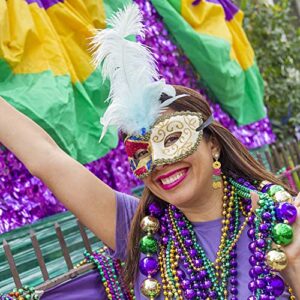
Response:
[212,153,222,189]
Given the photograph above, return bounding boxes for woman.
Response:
[112,86,300,299]
[1,4,300,300]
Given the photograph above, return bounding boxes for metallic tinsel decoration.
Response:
[0,0,275,234]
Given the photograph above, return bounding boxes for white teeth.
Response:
[161,171,184,185]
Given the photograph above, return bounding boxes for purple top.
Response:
[112,192,289,299]
[41,270,106,300]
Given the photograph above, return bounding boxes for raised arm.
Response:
[0,96,117,250]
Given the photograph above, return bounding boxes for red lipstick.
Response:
[157,168,189,190]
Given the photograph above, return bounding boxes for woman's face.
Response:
[142,113,220,208]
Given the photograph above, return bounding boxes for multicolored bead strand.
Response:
[0,286,43,300]
[154,178,252,299]
[230,178,297,299]
[140,177,297,299]
[139,205,162,299]
[84,248,135,300]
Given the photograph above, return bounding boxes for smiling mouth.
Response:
[157,168,189,190]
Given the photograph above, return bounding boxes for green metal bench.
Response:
[0,211,101,294]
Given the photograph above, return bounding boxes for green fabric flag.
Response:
[0,0,130,164]
[151,0,265,125]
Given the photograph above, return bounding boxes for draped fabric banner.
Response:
[0,0,276,235]
[0,0,130,164]
[150,0,265,126]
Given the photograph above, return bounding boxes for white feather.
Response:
[91,3,181,140]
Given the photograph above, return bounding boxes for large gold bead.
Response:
[140,216,160,234]
[274,191,293,203]
[141,278,161,298]
[266,250,288,271]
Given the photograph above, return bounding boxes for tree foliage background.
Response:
[235,0,300,140]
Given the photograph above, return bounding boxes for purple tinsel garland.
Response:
[0,0,275,234]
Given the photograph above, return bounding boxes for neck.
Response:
[177,185,224,222]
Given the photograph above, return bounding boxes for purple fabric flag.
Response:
[25,0,64,9]
[192,0,240,23]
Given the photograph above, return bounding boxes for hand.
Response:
[250,191,300,297]
[250,192,300,265]
[280,193,300,297]
[283,193,300,265]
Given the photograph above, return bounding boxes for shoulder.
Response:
[111,191,140,260]
[115,190,139,203]
[115,190,139,220]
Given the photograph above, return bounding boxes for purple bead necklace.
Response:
[138,176,297,299]
[230,178,296,300]
[157,177,247,299]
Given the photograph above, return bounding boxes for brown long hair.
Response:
[123,85,293,285]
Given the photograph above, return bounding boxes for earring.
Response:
[212,154,222,189]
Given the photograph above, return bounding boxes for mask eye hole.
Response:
[134,149,150,160]
[164,131,182,147]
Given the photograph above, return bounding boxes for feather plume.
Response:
[91,3,184,141]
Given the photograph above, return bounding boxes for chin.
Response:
[157,184,196,208]
[165,196,193,208]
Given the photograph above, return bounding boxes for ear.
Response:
[209,136,221,158]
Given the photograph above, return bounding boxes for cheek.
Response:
[142,177,151,187]
[145,185,163,201]
[143,176,165,198]
[143,176,158,193]
[187,150,213,177]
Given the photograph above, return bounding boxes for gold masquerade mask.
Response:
[124,112,213,179]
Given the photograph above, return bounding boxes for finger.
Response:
[292,194,300,226]
[250,191,259,211]
[294,192,300,206]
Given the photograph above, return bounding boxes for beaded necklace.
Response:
[139,176,297,299]
[2,178,296,300]
[84,247,135,300]
[0,286,42,300]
